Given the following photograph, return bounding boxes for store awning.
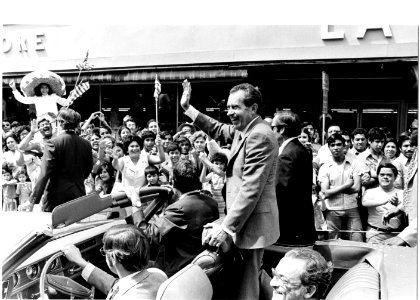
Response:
[2,69,248,85]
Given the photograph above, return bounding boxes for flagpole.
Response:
[154,74,160,134]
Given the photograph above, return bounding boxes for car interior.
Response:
[2,187,416,300]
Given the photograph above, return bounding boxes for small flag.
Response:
[154,74,161,99]
[76,50,94,70]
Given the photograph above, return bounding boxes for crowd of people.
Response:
[2,77,418,300]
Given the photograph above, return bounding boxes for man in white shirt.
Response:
[362,163,403,243]
[393,132,415,189]
[348,128,368,157]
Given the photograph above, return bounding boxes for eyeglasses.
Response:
[271,268,303,291]
[271,125,285,132]
[100,247,112,256]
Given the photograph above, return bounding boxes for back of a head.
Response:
[173,159,201,193]
[275,110,301,137]
[103,224,150,272]
[58,108,81,130]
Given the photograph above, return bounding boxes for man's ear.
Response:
[108,253,117,267]
[251,103,258,114]
[280,127,286,135]
[304,285,316,299]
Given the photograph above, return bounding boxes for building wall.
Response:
[2,25,418,136]
[3,25,418,73]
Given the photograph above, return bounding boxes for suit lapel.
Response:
[116,270,149,298]
[228,117,262,163]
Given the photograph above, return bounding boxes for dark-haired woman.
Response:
[9,79,88,119]
[111,134,165,209]
[62,224,167,300]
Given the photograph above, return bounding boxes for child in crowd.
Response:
[95,162,116,196]
[110,142,125,193]
[144,165,161,187]
[15,167,32,211]
[199,152,228,217]
[160,141,182,186]
[2,167,18,211]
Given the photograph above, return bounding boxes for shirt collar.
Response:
[114,270,143,297]
[238,116,259,139]
[278,137,297,156]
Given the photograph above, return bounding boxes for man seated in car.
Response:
[270,248,333,300]
[130,159,220,277]
[61,224,167,300]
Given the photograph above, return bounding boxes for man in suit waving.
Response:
[180,79,279,300]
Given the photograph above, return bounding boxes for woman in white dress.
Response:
[112,134,165,211]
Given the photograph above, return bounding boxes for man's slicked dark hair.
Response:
[229,83,263,115]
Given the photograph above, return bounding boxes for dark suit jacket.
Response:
[30,131,92,212]
[193,113,280,249]
[145,190,219,277]
[276,138,316,245]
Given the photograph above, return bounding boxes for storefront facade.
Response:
[2,25,418,136]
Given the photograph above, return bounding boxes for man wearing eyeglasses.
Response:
[270,248,333,300]
[271,111,316,247]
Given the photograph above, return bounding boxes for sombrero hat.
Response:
[20,70,66,97]
[177,122,196,133]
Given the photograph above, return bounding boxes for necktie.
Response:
[403,148,417,218]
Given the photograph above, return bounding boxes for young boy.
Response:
[2,167,18,211]
[160,141,181,185]
[145,165,161,187]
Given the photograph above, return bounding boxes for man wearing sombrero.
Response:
[9,70,90,120]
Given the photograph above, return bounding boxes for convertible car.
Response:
[2,187,417,300]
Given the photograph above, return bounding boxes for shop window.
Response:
[361,103,399,138]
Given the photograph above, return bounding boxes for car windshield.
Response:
[1,212,52,261]
[1,209,116,263]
